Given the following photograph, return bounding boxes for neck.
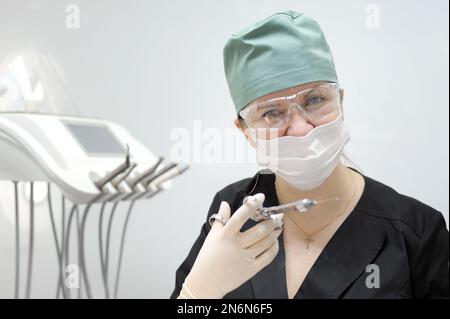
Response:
[275,162,360,236]
[275,162,353,207]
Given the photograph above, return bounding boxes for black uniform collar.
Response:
[243,169,387,299]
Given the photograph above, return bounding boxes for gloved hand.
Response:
[178,193,283,299]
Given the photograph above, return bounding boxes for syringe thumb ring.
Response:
[243,195,264,221]
[269,214,284,228]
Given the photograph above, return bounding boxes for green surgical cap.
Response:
[223,11,338,114]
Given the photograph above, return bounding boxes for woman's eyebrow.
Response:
[304,85,327,96]
[255,84,326,105]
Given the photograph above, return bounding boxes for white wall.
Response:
[0,0,448,298]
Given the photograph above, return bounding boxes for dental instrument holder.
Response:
[0,111,190,299]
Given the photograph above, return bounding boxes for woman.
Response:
[171,11,449,299]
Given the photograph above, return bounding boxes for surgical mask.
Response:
[255,112,350,190]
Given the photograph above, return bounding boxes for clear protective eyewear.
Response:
[239,82,340,133]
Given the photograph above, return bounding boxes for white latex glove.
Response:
[178,193,284,299]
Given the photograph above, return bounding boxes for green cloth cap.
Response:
[223,11,338,114]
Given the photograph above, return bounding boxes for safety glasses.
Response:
[239,82,341,134]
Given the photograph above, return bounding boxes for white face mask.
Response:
[254,113,350,190]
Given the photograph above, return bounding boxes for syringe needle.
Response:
[315,197,340,204]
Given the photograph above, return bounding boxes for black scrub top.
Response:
[170,168,449,299]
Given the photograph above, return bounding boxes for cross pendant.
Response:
[305,237,313,249]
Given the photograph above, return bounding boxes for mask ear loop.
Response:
[337,87,344,121]
[244,126,257,141]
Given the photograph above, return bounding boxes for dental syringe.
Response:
[249,196,340,221]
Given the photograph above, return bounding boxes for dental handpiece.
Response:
[143,162,178,187]
[112,163,137,187]
[249,197,340,221]
[94,146,130,189]
[127,156,164,189]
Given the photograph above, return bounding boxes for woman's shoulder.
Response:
[356,173,447,239]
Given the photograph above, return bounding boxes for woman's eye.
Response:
[308,96,323,104]
[262,109,283,119]
[304,96,324,108]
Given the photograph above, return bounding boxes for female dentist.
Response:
[171,11,449,299]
